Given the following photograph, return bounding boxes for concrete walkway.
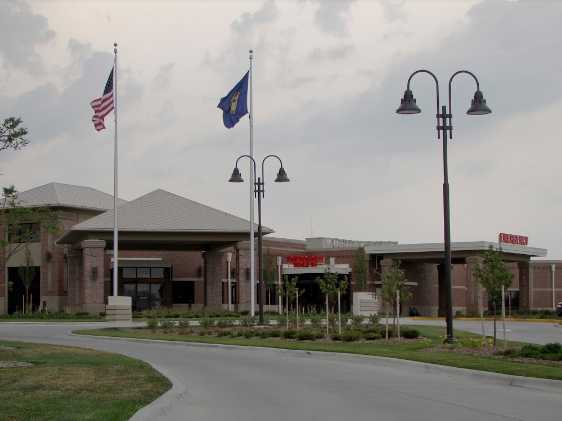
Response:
[0,321,561,421]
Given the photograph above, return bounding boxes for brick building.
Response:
[1,182,560,316]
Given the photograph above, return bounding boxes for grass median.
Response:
[0,340,171,421]
[75,325,562,382]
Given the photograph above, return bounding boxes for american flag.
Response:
[90,68,114,131]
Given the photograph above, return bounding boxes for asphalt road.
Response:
[0,321,561,421]
[401,318,562,345]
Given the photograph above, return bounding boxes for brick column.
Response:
[409,262,438,316]
[80,240,106,314]
[205,249,224,309]
[465,256,484,315]
[518,260,531,311]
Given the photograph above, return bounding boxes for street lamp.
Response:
[229,154,290,324]
[396,69,491,342]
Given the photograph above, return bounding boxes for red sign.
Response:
[286,255,325,267]
[499,233,528,246]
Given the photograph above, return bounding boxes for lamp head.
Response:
[228,167,244,183]
[396,88,421,114]
[275,167,290,183]
[467,90,491,115]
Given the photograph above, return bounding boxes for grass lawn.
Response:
[0,340,171,421]
[75,325,562,382]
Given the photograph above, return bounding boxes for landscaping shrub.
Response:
[351,315,364,330]
[367,313,380,327]
[217,330,230,337]
[296,330,316,341]
[243,330,255,338]
[401,328,420,339]
[342,330,361,342]
[259,330,270,339]
[240,315,255,327]
[146,318,159,331]
[520,344,542,358]
[200,317,213,329]
[541,343,562,355]
[216,319,231,328]
[198,330,208,336]
[363,331,382,341]
[269,330,281,337]
[331,333,342,341]
[160,319,175,331]
[282,330,297,339]
[178,320,191,329]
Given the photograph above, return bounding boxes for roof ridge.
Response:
[136,188,253,225]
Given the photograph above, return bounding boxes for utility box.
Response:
[352,292,380,316]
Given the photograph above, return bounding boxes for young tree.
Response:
[280,276,298,329]
[474,247,513,348]
[0,117,28,152]
[380,260,410,340]
[335,275,349,335]
[17,246,36,313]
[318,270,338,337]
[352,247,368,291]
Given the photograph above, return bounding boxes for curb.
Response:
[130,363,187,421]
[73,331,562,394]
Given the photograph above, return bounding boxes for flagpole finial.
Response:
[114,42,118,53]
[249,49,253,59]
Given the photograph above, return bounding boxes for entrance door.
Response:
[7,266,40,314]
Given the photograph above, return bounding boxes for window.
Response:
[151,268,164,279]
[8,223,40,243]
[222,281,238,304]
[173,281,195,304]
[123,268,137,278]
[137,267,150,279]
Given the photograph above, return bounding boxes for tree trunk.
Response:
[325,294,329,338]
[286,293,289,330]
[385,305,389,341]
[493,302,497,349]
[337,290,342,335]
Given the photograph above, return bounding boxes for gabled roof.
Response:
[14,182,126,212]
[68,189,272,234]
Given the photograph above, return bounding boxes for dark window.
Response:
[173,281,195,304]
[222,281,238,304]
[123,268,137,279]
[151,268,164,279]
[137,267,150,279]
[8,223,40,243]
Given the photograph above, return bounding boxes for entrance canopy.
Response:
[365,241,547,262]
[58,189,272,250]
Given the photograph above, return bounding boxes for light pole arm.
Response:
[235,154,258,182]
[260,154,284,197]
[448,70,481,139]
[407,69,441,138]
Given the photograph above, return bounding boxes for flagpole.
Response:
[112,42,119,297]
[249,49,255,317]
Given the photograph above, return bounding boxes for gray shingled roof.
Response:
[70,189,272,233]
[15,182,126,212]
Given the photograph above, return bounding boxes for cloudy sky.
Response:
[0,0,561,258]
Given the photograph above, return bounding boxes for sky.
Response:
[0,0,561,258]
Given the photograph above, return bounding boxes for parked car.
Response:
[557,302,562,317]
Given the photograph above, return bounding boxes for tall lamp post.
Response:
[396,69,491,342]
[229,154,290,324]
